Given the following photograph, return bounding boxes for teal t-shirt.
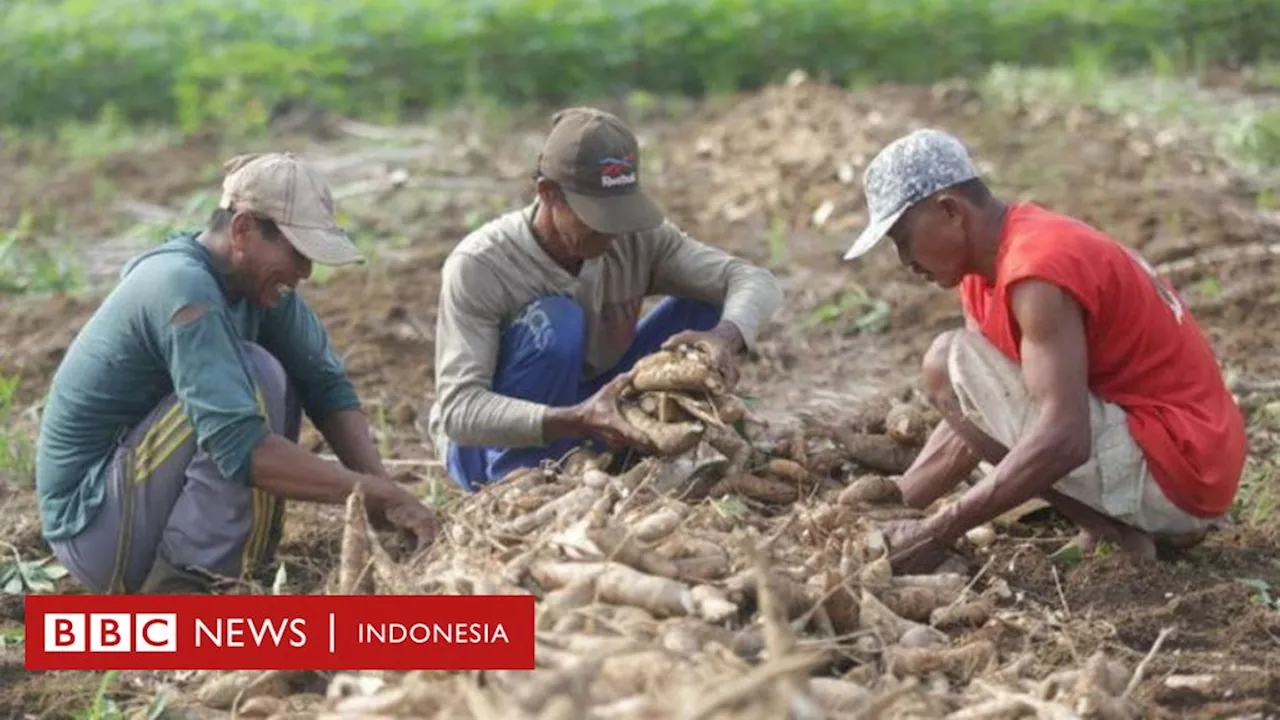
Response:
[34,231,361,541]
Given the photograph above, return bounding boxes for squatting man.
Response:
[35,153,440,595]
[428,107,784,491]
[842,129,1246,573]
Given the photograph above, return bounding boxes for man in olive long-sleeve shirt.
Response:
[36,153,438,594]
[428,107,784,491]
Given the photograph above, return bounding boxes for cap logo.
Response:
[599,153,637,188]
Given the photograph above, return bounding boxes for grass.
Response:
[977,58,1280,177]
[0,224,82,297]
[0,373,35,484]
[805,285,892,335]
[2,0,1278,133]
[1233,454,1280,528]
[73,670,174,720]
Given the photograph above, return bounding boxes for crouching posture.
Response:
[842,129,1246,573]
[35,153,439,594]
[428,107,783,492]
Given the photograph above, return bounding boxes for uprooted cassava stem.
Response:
[930,597,995,629]
[531,561,697,619]
[878,584,963,623]
[499,485,601,536]
[338,486,374,595]
[857,588,946,646]
[708,473,799,504]
[885,640,998,683]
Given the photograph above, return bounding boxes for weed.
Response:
[766,216,789,269]
[1230,109,1280,169]
[977,61,1280,180]
[713,495,748,519]
[0,223,81,296]
[1231,458,1279,527]
[806,285,892,335]
[0,627,23,649]
[1235,560,1280,610]
[0,541,69,594]
[0,373,35,483]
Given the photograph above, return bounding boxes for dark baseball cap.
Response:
[844,128,980,261]
[537,107,665,235]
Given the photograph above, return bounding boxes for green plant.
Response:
[1235,560,1280,610]
[807,286,892,334]
[0,372,35,481]
[1232,456,1279,527]
[0,627,23,649]
[3,0,1278,133]
[0,228,81,296]
[1230,109,1280,168]
[0,548,70,594]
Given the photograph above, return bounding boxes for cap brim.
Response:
[843,206,906,261]
[562,187,665,235]
[279,224,365,267]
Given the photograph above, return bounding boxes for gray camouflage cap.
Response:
[844,128,980,261]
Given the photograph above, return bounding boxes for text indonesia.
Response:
[25,594,535,671]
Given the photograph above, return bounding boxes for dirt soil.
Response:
[1,75,1278,718]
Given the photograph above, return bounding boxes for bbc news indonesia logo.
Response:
[45,612,177,653]
[25,595,534,671]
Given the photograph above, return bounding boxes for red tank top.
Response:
[960,203,1245,518]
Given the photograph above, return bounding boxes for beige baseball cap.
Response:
[218,152,364,266]
[537,107,665,235]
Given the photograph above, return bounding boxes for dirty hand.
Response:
[882,519,951,575]
[579,375,658,454]
[384,497,440,551]
[661,325,744,391]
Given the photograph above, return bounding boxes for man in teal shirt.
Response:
[35,152,439,594]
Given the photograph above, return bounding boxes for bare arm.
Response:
[313,409,388,478]
[249,434,413,511]
[925,279,1093,543]
[156,289,425,535]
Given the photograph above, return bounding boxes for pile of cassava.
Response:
[186,345,1149,719]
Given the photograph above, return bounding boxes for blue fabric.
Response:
[446,295,721,492]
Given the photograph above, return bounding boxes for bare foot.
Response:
[1059,530,1099,555]
[1153,529,1208,551]
[1042,490,1156,563]
[1112,525,1158,563]
[1053,526,1156,564]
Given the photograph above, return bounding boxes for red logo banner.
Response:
[24,594,535,671]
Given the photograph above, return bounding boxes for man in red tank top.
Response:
[842,129,1246,574]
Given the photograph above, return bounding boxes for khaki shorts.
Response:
[947,330,1219,536]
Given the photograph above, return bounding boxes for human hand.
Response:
[384,497,440,552]
[661,325,743,391]
[882,519,952,575]
[578,375,658,454]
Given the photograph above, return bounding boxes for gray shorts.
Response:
[49,342,301,594]
[947,330,1221,535]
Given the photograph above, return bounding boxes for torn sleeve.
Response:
[157,300,270,485]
